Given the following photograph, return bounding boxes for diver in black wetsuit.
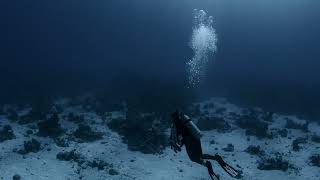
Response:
[170,110,241,180]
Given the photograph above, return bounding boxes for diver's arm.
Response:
[170,123,183,152]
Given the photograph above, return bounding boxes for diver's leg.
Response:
[201,160,220,180]
[184,136,223,180]
[202,154,216,160]
[184,136,203,163]
[203,154,241,178]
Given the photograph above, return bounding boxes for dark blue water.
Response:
[1,0,320,118]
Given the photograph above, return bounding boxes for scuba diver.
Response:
[170,110,241,180]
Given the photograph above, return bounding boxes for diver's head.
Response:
[171,110,184,125]
[171,110,180,120]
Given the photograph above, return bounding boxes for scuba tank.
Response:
[181,114,202,139]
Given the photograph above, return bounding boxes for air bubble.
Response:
[187,9,218,87]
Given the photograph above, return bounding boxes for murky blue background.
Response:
[1,0,320,118]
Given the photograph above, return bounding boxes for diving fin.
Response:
[217,160,242,179]
[214,155,242,179]
[206,161,220,180]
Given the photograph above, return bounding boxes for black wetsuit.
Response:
[171,111,241,180]
[183,125,203,163]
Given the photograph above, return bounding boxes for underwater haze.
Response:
[1,0,320,117]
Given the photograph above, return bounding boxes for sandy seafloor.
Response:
[0,97,319,180]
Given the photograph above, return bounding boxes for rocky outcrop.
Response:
[37,113,63,137]
[88,159,113,170]
[197,116,231,132]
[108,111,168,154]
[277,129,288,138]
[222,144,234,152]
[257,155,289,172]
[17,138,41,155]
[292,137,308,152]
[309,154,320,167]
[67,113,84,123]
[245,145,265,156]
[12,174,21,180]
[0,125,16,142]
[311,134,320,143]
[237,116,270,139]
[56,150,83,162]
[56,150,117,174]
[54,137,70,147]
[285,119,309,132]
[73,124,103,142]
[6,108,19,122]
